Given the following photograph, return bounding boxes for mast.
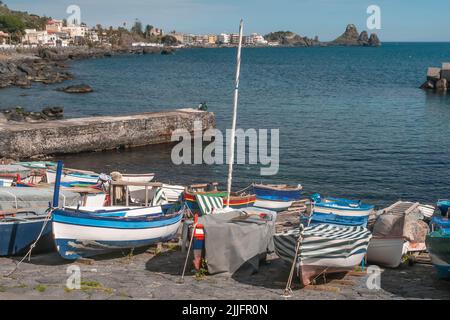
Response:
[226,19,244,207]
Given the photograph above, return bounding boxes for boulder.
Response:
[427,67,441,81]
[60,84,93,94]
[442,63,450,82]
[435,78,448,91]
[420,80,435,90]
[368,33,381,46]
[42,107,64,119]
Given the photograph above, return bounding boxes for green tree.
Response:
[131,19,143,35]
[0,14,25,33]
[160,35,179,46]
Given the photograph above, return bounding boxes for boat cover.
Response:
[372,209,429,243]
[0,165,31,178]
[0,187,81,210]
[198,209,276,275]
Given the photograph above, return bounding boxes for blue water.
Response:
[1,43,450,207]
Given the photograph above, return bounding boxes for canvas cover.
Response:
[198,209,277,275]
[0,187,81,210]
[372,206,429,243]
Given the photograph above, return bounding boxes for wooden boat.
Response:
[309,193,374,227]
[183,184,256,215]
[253,183,302,211]
[367,201,427,268]
[0,209,54,256]
[274,224,372,287]
[46,169,102,185]
[426,216,450,279]
[52,205,183,260]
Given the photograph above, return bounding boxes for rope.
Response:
[234,184,253,195]
[5,207,54,277]
[283,225,304,297]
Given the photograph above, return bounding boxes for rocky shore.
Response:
[0,46,175,90]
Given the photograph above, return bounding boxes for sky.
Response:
[4,0,450,41]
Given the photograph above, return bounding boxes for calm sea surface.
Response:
[1,43,450,207]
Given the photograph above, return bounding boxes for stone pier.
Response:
[0,108,215,159]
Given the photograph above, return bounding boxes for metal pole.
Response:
[226,19,244,207]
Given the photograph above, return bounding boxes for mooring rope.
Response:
[283,225,304,297]
[5,208,54,277]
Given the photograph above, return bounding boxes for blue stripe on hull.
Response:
[55,232,177,260]
[303,212,369,227]
[0,220,53,256]
[52,209,182,229]
[253,187,301,201]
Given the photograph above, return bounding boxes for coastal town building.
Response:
[208,35,217,44]
[218,33,230,44]
[62,25,88,38]
[22,29,49,45]
[230,34,240,44]
[46,19,64,33]
[250,33,268,45]
[149,27,164,36]
[183,34,194,45]
[0,31,10,45]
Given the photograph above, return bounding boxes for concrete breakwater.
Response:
[0,108,215,159]
[420,63,450,92]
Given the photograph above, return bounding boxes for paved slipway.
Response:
[0,245,449,300]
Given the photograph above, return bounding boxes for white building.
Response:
[62,25,88,38]
[46,19,64,33]
[218,33,230,44]
[251,33,267,45]
[22,29,49,45]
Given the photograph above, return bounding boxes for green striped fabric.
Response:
[151,187,168,206]
[274,224,372,265]
[195,194,224,215]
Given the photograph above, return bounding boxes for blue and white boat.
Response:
[0,210,54,256]
[253,183,302,211]
[307,193,374,227]
[437,200,450,216]
[52,205,183,260]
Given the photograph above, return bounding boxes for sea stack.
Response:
[330,24,381,47]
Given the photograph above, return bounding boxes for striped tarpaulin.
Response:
[195,194,224,215]
[274,224,372,265]
[151,187,168,206]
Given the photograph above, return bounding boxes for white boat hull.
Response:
[254,199,293,211]
[367,237,407,268]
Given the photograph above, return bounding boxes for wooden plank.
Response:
[111,181,163,187]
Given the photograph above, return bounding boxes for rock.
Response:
[161,48,175,55]
[331,24,360,45]
[420,80,435,90]
[358,31,369,46]
[42,107,64,119]
[435,78,448,91]
[0,113,7,124]
[427,67,441,81]
[441,63,450,82]
[60,84,93,94]
[368,33,381,47]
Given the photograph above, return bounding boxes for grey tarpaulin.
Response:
[0,165,31,178]
[0,187,81,210]
[198,208,277,275]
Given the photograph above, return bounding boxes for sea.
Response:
[1,43,450,207]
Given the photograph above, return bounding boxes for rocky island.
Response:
[263,24,381,47]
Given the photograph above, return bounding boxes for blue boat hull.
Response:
[0,220,54,256]
[437,201,450,216]
[303,212,370,227]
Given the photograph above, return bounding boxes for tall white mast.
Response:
[226,19,244,207]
